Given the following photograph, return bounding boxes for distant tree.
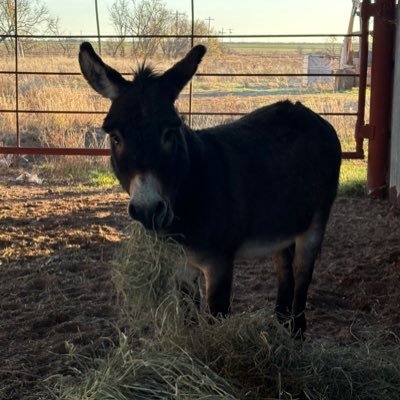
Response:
[194,19,224,55]
[130,0,170,57]
[325,35,338,59]
[109,0,170,58]
[160,11,191,58]
[47,16,69,55]
[109,0,224,58]
[160,16,223,58]
[0,0,54,54]
[109,0,130,56]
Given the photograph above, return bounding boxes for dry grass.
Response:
[53,223,400,400]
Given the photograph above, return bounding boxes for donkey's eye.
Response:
[109,133,121,145]
[161,128,176,151]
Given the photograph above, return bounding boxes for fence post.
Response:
[14,0,20,147]
[94,0,102,55]
[367,0,396,198]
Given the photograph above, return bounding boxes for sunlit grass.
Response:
[338,159,367,197]
[39,158,367,199]
[89,169,118,188]
[88,159,368,197]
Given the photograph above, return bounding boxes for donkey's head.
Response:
[79,42,206,230]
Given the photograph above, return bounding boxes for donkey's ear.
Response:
[162,45,206,101]
[79,42,129,100]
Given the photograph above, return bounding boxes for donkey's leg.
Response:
[177,266,202,324]
[203,256,234,317]
[291,223,326,334]
[272,243,295,324]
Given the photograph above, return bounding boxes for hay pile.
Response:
[56,223,400,400]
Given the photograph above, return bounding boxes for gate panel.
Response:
[0,1,368,160]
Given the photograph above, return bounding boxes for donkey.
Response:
[79,42,341,334]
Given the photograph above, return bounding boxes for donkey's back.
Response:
[181,100,341,254]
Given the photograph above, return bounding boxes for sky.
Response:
[45,0,355,39]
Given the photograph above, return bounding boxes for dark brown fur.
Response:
[79,43,342,334]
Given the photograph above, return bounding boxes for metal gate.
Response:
[0,0,395,177]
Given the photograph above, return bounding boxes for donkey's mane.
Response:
[133,63,160,85]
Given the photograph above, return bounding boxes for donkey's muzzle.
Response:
[128,200,173,231]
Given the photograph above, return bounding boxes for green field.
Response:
[226,41,344,54]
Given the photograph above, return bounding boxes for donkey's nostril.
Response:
[153,200,168,229]
[128,200,170,229]
[154,200,166,218]
[128,203,137,219]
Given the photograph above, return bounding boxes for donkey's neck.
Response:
[182,124,206,164]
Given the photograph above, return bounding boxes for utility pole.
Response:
[228,28,233,42]
[173,11,186,32]
[219,27,225,42]
[205,17,214,34]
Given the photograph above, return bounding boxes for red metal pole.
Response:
[367,0,396,198]
[354,0,371,158]
[0,146,110,156]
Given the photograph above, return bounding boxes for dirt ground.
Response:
[1,167,400,400]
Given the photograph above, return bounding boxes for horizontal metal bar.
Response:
[0,71,360,78]
[0,33,362,39]
[0,146,363,159]
[0,109,358,117]
[320,112,358,116]
[341,151,365,159]
[186,111,358,117]
[0,146,110,156]
[0,71,82,76]
[197,73,360,77]
[0,109,105,114]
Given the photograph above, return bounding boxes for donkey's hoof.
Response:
[276,311,306,339]
[292,315,306,339]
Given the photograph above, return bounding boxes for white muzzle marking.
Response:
[128,173,174,229]
[129,173,163,208]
